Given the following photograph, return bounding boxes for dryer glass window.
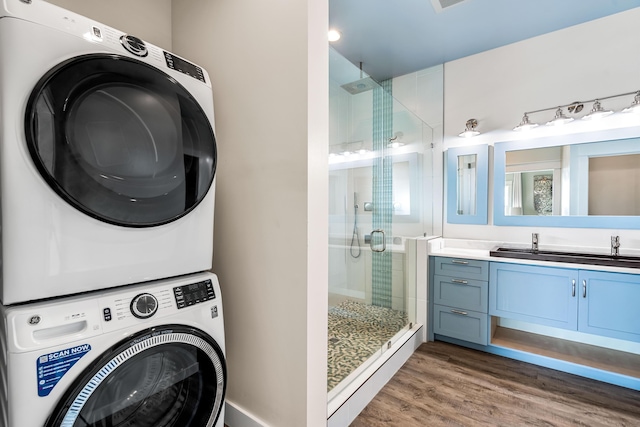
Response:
[46,327,226,427]
[26,55,217,227]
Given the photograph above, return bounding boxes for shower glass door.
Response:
[328,47,435,397]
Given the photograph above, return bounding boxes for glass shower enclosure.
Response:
[328,47,435,399]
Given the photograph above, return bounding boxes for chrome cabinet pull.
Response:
[572,279,576,297]
[451,259,469,265]
[451,279,468,285]
[582,279,587,298]
[450,309,468,316]
[369,229,386,253]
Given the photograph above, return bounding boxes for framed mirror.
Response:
[446,144,488,224]
[494,126,640,228]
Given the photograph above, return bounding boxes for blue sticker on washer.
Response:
[36,344,91,397]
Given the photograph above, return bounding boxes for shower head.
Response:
[340,77,377,95]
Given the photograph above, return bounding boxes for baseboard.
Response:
[224,400,269,427]
[327,325,423,427]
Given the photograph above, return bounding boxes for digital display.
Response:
[174,280,215,309]
[163,52,206,83]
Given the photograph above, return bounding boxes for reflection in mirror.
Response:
[493,127,640,229]
[503,139,640,217]
[329,153,421,222]
[505,171,555,216]
[457,154,477,216]
[589,154,640,215]
[503,145,562,216]
[446,144,488,225]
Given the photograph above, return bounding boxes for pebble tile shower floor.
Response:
[327,300,408,391]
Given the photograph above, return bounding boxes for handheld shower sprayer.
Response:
[350,192,361,258]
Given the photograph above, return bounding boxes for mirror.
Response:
[457,154,478,216]
[446,144,488,224]
[494,126,640,228]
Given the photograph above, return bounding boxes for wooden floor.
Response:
[351,341,640,427]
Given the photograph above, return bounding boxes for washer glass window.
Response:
[26,55,217,227]
[46,326,226,427]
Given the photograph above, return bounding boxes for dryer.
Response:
[0,0,217,304]
[0,271,226,427]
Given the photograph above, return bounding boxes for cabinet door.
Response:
[490,263,578,330]
[578,270,640,342]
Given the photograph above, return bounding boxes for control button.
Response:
[130,293,158,319]
[103,308,112,322]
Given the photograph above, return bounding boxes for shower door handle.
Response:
[370,229,386,253]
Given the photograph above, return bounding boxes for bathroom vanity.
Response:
[428,240,640,391]
[436,103,640,391]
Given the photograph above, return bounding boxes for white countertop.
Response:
[427,237,640,275]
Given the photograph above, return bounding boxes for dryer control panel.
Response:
[163,52,206,83]
[173,279,216,309]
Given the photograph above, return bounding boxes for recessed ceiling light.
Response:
[328,29,341,42]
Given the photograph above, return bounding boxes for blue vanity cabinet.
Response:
[579,270,640,342]
[489,262,579,330]
[432,257,489,345]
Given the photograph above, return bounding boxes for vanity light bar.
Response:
[514,90,640,131]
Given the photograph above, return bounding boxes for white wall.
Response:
[172,1,328,426]
[46,0,172,49]
[443,8,640,249]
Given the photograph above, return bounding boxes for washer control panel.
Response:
[173,279,216,309]
[130,293,159,319]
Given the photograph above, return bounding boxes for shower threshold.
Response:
[327,325,422,421]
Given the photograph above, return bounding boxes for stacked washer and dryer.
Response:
[0,1,226,426]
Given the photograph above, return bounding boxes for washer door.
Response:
[25,54,216,227]
[45,325,226,427]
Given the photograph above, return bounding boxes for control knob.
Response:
[131,293,158,319]
[120,34,148,57]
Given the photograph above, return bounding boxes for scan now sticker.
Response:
[36,344,92,397]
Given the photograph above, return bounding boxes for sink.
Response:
[489,247,640,269]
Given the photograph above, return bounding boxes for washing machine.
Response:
[0,271,226,427]
[0,0,218,305]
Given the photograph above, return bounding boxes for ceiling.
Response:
[329,0,640,82]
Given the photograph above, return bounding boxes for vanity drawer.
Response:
[433,257,489,281]
[433,275,488,313]
[433,304,488,345]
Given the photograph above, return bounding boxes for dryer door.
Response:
[25,54,217,227]
[45,325,226,427]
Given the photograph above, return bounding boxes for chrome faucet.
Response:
[532,233,539,252]
[611,235,620,256]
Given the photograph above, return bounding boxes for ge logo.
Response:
[29,315,41,325]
